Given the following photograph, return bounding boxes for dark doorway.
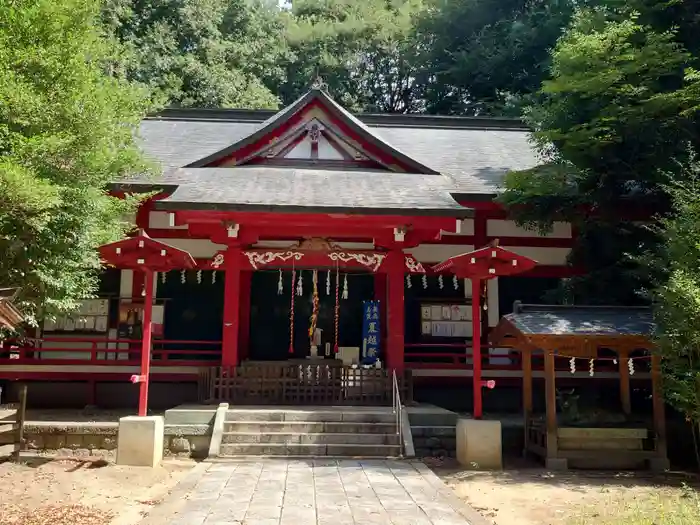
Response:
[249,270,374,360]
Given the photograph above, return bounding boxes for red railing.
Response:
[0,336,221,367]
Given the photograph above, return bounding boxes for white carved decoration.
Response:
[405,256,426,273]
[211,253,225,269]
[327,252,386,272]
[244,251,304,270]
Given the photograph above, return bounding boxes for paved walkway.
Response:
[141,459,486,525]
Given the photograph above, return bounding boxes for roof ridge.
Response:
[146,107,529,131]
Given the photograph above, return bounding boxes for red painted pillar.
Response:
[386,250,405,370]
[238,271,252,362]
[222,247,242,367]
[472,278,483,419]
[138,269,154,416]
[373,273,387,356]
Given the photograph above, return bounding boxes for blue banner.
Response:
[362,300,380,364]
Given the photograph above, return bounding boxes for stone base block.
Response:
[545,458,568,470]
[649,457,670,472]
[456,418,502,470]
[117,416,164,467]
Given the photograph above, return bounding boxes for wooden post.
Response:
[472,278,483,419]
[11,384,27,462]
[137,269,154,417]
[522,347,533,457]
[386,250,405,369]
[618,349,632,415]
[222,246,242,367]
[651,354,668,459]
[544,350,558,459]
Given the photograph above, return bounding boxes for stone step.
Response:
[225,409,395,424]
[224,421,396,434]
[219,442,401,457]
[411,426,456,437]
[222,432,400,445]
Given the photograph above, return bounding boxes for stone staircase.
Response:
[219,407,402,457]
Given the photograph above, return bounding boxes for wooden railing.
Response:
[0,337,221,367]
[199,363,413,406]
[0,384,27,461]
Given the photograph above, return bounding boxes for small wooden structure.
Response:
[0,384,27,461]
[491,303,668,470]
[199,362,413,406]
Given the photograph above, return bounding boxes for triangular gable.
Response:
[186,87,440,174]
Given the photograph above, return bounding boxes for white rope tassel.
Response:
[180,270,186,283]
[342,274,349,299]
[196,270,202,284]
[211,270,217,284]
[628,358,635,376]
[438,275,444,289]
[161,271,166,284]
[277,269,284,295]
[297,271,303,296]
[406,274,412,288]
[569,357,576,374]
[589,359,595,377]
[422,274,428,289]
[326,270,331,295]
[453,275,459,290]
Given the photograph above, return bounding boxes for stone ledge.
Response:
[24,422,119,435]
[165,424,211,436]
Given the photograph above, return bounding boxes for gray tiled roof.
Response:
[504,304,654,337]
[149,167,468,215]
[137,117,539,196]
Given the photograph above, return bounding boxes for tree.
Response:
[280,0,426,112]
[649,164,700,465]
[498,3,700,304]
[415,0,583,116]
[0,0,152,326]
[102,0,284,108]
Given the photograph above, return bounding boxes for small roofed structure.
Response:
[490,303,668,471]
[0,288,23,331]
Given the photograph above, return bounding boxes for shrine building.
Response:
[1,85,585,408]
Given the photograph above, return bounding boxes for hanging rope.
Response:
[309,270,319,342]
[289,269,296,354]
[334,264,340,354]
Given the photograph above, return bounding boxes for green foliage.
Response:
[280,0,426,112]
[415,0,582,116]
[102,0,284,108]
[649,165,700,432]
[499,3,700,304]
[0,0,152,325]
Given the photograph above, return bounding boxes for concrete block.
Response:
[456,418,502,470]
[117,415,164,467]
[545,458,568,470]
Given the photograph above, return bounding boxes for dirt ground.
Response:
[0,455,193,525]
[431,458,700,525]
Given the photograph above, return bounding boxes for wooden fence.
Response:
[198,363,412,406]
[0,384,27,461]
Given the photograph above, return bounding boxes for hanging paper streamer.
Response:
[362,300,381,364]
[161,271,167,284]
[211,271,217,284]
[422,274,428,289]
[334,267,340,353]
[342,274,349,299]
[196,270,202,284]
[589,359,595,377]
[297,271,304,296]
[482,281,488,311]
[569,357,576,374]
[326,270,331,295]
[438,275,444,289]
[453,275,459,290]
[180,270,186,283]
[277,269,283,295]
[628,358,635,376]
[406,274,412,288]
[289,270,296,354]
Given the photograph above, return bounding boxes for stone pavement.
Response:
[140,459,487,525]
